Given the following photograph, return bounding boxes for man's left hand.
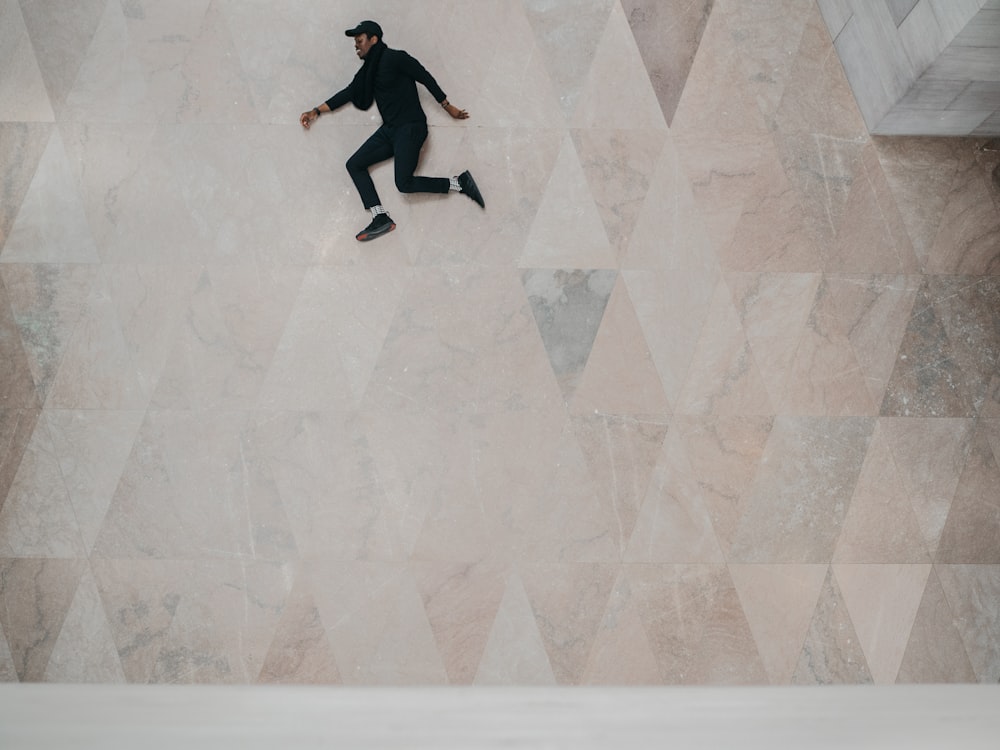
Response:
[443,103,469,120]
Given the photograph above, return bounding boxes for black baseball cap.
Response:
[344,20,383,38]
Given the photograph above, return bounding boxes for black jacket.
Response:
[325,47,447,127]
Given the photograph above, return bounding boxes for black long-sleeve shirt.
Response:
[325,48,447,127]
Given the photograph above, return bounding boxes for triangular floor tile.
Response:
[0,408,40,514]
[581,572,662,684]
[624,428,725,563]
[572,128,666,264]
[0,558,84,682]
[413,560,508,685]
[258,577,341,684]
[523,268,616,403]
[627,564,767,683]
[0,620,16,681]
[729,564,827,684]
[0,0,55,121]
[0,264,99,402]
[725,271,820,411]
[935,421,1000,563]
[674,279,773,416]
[2,129,98,263]
[0,416,86,558]
[881,418,974,557]
[523,0,615,122]
[936,564,1000,682]
[623,135,716,273]
[925,152,1000,274]
[792,567,873,684]
[569,412,668,555]
[43,566,125,683]
[833,563,931,684]
[621,0,715,127]
[474,570,556,685]
[0,123,53,254]
[520,135,616,269]
[896,566,977,683]
[311,563,448,685]
[572,1,666,130]
[520,563,618,684]
[624,269,718,407]
[570,277,670,416]
[19,0,106,115]
[0,278,42,411]
[44,409,145,555]
[833,422,931,563]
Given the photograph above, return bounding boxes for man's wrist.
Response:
[313,107,321,117]
[441,100,449,109]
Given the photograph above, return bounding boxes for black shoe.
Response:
[356,213,396,241]
[457,170,484,209]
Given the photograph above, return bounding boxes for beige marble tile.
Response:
[624,426,726,564]
[625,564,767,684]
[675,279,773,416]
[792,566,873,685]
[522,0,616,124]
[569,413,668,557]
[669,416,772,559]
[0,558,84,682]
[624,268,719,406]
[93,409,297,561]
[881,417,975,556]
[729,563,828,684]
[44,409,145,555]
[520,563,618,685]
[621,0,715,127]
[520,135,616,269]
[0,416,86,558]
[936,564,1000,682]
[43,567,126,683]
[0,619,15,681]
[257,572,341,685]
[624,134,717,273]
[0,123,53,252]
[834,563,931,684]
[833,422,931,563]
[897,566,977,683]
[571,2,667,130]
[570,277,670,416]
[573,128,666,265]
[412,560,507,685]
[0,282,42,410]
[935,420,1000,564]
[580,569,662,685]
[0,0,54,122]
[17,0,106,116]
[725,272,820,411]
[0,408,40,515]
[475,569,555,685]
[309,561,448,685]
[728,416,874,563]
[1,130,98,263]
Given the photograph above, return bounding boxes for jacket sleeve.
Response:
[324,75,357,111]
[397,51,447,103]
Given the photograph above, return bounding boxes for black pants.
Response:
[346,122,450,209]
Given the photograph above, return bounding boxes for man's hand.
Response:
[443,102,469,120]
[300,109,320,129]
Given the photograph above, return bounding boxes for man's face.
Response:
[354,33,377,59]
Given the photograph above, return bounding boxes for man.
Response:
[300,20,484,241]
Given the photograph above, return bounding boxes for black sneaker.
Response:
[356,213,396,241]
[457,170,485,209]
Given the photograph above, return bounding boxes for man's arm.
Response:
[300,86,352,129]
[398,51,470,120]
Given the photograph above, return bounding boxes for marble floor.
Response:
[1,0,999,686]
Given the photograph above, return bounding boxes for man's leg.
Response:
[346,127,394,209]
[392,123,450,196]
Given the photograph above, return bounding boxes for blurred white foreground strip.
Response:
[1,685,997,749]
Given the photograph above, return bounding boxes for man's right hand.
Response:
[300,109,319,129]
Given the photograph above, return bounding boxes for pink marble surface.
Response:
[1,0,999,686]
